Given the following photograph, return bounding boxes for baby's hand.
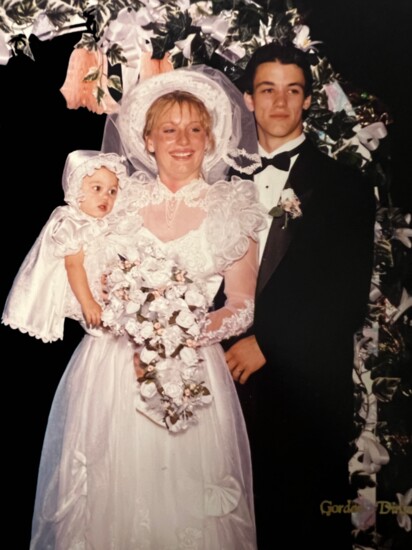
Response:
[82,299,103,327]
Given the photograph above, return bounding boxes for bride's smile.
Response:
[145,102,209,189]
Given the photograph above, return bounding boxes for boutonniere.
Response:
[268,188,302,229]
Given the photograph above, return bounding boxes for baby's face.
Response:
[79,167,119,218]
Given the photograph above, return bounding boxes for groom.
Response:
[225,43,376,548]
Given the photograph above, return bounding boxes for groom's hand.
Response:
[225,335,266,384]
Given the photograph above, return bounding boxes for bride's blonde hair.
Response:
[143,91,216,152]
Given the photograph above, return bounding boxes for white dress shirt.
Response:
[255,134,306,262]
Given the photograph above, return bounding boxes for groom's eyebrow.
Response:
[254,80,305,89]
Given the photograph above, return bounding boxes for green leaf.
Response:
[107,75,122,93]
[45,4,80,28]
[83,67,100,82]
[75,33,97,51]
[107,43,128,65]
[372,377,401,403]
[95,86,105,105]
[268,206,284,218]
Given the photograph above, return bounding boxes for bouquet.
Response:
[101,240,213,433]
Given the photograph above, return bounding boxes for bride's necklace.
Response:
[165,196,180,229]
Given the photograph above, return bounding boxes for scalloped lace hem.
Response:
[1,318,61,343]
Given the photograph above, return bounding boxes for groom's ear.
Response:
[243,92,255,113]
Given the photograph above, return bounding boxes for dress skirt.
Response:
[30,332,256,550]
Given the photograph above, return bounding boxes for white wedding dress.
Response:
[29,176,264,550]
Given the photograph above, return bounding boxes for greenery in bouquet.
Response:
[101,241,213,433]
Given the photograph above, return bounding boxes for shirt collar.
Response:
[258,134,306,158]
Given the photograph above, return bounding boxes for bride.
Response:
[29,65,265,549]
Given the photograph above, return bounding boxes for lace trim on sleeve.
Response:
[205,178,266,273]
[201,299,254,346]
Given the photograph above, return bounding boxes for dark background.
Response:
[1,1,410,547]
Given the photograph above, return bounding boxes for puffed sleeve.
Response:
[201,178,266,344]
[205,177,266,273]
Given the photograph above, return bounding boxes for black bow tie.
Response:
[253,143,304,175]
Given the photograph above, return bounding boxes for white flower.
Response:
[279,188,302,218]
[163,379,183,400]
[102,244,212,432]
[355,431,390,474]
[176,310,197,329]
[269,188,303,228]
[293,25,322,52]
[180,346,198,366]
[140,381,158,399]
[140,321,155,339]
[110,266,129,283]
[140,347,158,365]
[101,308,118,327]
[186,323,201,338]
[128,288,147,305]
[125,301,140,314]
[148,296,170,314]
[396,488,412,532]
[393,227,412,248]
[185,289,207,308]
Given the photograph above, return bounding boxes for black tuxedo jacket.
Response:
[254,139,375,383]
[235,139,376,547]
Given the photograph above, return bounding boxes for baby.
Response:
[2,150,132,342]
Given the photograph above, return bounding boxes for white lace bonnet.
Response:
[62,150,129,208]
[102,65,260,183]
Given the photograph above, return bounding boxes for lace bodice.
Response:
[126,175,266,344]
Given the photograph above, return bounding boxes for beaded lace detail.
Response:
[202,299,255,346]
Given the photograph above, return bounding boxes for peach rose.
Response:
[139,51,174,81]
[60,47,119,114]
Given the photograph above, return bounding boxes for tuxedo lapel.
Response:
[256,141,316,297]
[256,210,293,296]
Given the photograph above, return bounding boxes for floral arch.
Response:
[1,1,411,547]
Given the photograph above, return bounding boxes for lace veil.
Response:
[62,150,129,209]
[101,65,260,184]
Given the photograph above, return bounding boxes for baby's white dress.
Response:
[2,205,138,342]
[28,176,264,550]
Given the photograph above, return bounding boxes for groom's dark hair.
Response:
[241,42,313,97]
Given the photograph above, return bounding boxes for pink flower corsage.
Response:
[269,188,302,229]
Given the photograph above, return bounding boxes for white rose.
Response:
[148,297,170,314]
[139,381,157,399]
[140,347,158,365]
[185,289,206,308]
[176,310,196,329]
[180,346,198,366]
[140,321,155,339]
[125,301,140,314]
[128,288,147,306]
[108,267,127,283]
[163,380,183,400]
[161,326,183,356]
[186,323,201,337]
[101,308,116,326]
